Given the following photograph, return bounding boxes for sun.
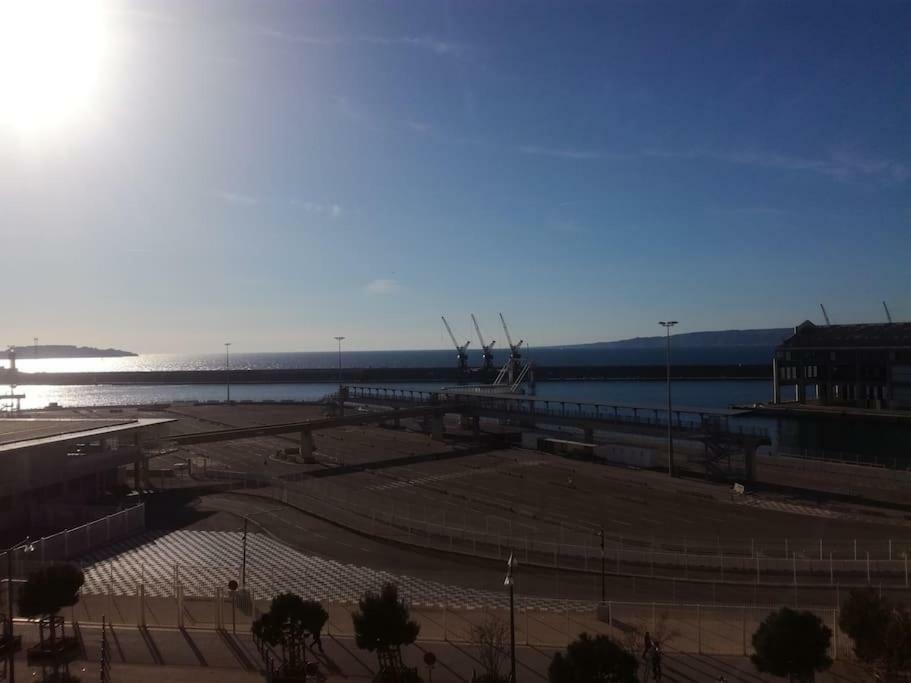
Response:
[0,0,111,138]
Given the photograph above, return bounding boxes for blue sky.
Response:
[2,0,909,352]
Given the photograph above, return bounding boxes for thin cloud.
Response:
[645,147,908,184]
[519,145,605,160]
[292,200,343,219]
[219,191,259,206]
[257,30,467,57]
[365,279,401,295]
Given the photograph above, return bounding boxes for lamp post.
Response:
[224,342,232,403]
[504,553,517,683]
[5,537,35,683]
[333,336,345,388]
[598,525,605,603]
[658,321,678,476]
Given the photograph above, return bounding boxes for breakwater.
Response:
[1,364,770,386]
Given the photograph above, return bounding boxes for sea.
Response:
[2,347,773,412]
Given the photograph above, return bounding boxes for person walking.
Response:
[651,642,662,681]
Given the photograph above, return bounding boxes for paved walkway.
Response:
[8,621,870,682]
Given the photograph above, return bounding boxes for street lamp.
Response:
[598,525,605,603]
[658,321,678,476]
[504,553,517,683]
[333,336,345,388]
[224,342,232,403]
[5,537,35,683]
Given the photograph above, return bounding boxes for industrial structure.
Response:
[441,316,470,373]
[0,418,172,536]
[773,320,911,409]
[499,313,524,383]
[471,314,496,371]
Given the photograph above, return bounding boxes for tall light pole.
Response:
[504,553,517,683]
[224,342,232,403]
[333,336,345,388]
[598,525,605,603]
[658,321,678,476]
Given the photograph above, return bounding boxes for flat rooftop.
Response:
[0,418,174,451]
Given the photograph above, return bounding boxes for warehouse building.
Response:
[773,320,911,409]
[0,418,173,537]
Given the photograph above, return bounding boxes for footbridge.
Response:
[343,385,771,480]
[170,403,462,460]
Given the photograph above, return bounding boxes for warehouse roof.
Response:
[779,320,911,349]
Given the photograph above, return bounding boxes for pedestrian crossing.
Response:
[78,529,594,612]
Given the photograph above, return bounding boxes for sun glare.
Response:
[0,0,110,138]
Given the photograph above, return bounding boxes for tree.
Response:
[18,564,84,681]
[469,616,510,683]
[840,589,911,681]
[548,632,638,683]
[351,583,420,674]
[839,588,892,664]
[751,607,832,682]
[18,564,84,621]
[252,593,327,680]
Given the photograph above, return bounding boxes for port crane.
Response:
[819,304,832,326]
[499,313,524,383]
[441,316,471,373]
[883,301,894,323]
[471,314,496,372]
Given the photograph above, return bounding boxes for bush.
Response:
[839,588,892,663]
[18,564,84,619]
[751,607,832,682]
[548,632,638,683]
[352,583,420,654]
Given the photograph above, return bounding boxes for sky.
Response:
[1,0,909,353]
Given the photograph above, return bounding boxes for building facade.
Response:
[0,418,172,536]
[773,320,911,409]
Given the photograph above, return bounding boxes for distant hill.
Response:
[4,345,137,359]
[562,328,792,350]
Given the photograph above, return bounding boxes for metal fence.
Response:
[201,470,911,592]
[1,504,146,574]
[3,585,853,660]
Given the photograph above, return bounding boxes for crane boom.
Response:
[499,313,514,349]
[441,316,459,350]
[883,301,893,323]
[820,304,831,326]
[471,314,486,348]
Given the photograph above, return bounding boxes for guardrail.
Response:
[344,386,770,440]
